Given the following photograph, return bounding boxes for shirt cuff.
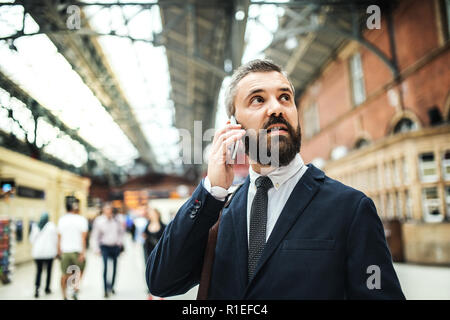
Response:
[203,176,229,202]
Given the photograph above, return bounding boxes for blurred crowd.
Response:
[29,196,165,300]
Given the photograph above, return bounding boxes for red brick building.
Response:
[298,0,449,163]
[288,0,450,265]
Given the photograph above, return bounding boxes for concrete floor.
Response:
[0,234,197,300]
[0,235,449,300]
[393,263,450,300]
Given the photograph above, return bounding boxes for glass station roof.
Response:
[0,0,286,171]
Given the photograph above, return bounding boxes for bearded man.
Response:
[146,59,405,300]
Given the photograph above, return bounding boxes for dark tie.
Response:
[248,176,273,282]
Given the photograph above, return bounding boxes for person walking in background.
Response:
[57,196,88,300]
[133,205,149,269]
[143,208,165,267]
[143,207,165,300]
[133,205,148,244]
[125,212,135,242]
[29,212,57,298]
[91,202,125,298]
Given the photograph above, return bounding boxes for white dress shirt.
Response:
[204,154,308,244]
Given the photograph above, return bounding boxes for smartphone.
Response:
[230,115,240,160]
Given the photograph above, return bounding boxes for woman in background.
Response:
[29,212,58,298]
[142,207,166,300]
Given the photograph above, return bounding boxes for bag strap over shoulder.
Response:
[196,183,244,300]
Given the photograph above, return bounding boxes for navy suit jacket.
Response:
[146,164,405,299]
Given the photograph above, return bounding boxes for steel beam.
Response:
[230,0,250,70]
[19,2,160,170]
[0,69,119,173]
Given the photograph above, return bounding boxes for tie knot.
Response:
[255,176,273,190]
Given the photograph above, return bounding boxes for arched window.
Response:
[354,138,370,149]
[392,118,418,134]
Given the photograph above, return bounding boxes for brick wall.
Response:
[297,0,450,164]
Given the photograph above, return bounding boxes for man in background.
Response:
[91,202,125,298]
[57,196,88,300]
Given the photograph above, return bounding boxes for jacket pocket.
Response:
[281,239,335,251]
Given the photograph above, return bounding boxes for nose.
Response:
[266,96,284,118]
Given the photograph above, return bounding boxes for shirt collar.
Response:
[249,154,305,190]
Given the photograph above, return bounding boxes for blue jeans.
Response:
[100,245,121,293]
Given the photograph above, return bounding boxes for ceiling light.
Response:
[285,36,298,50]
[235,10,245,21]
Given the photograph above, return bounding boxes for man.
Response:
[91,202,125,298]
[146,59,405,299]
[57,196,88,300]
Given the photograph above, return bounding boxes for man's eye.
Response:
[251,96,264,104]
[280,94,290,102]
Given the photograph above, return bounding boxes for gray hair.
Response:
[224,59,296,117]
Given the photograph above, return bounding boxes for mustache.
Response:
[242,114,302,167]
[261,115,294,134]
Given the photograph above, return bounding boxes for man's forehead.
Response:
[236,71,292,94]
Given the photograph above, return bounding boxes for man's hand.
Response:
[207,122,246,189]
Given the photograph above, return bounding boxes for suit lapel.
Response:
[245,164,325,293]
[229,176,250,294]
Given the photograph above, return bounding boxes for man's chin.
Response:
[267,136,290,152]
[244,131,301,167]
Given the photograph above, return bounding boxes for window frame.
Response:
[441,0,450,41]
[349,52,366,106]
[447,0,450,37]
[419,152,439,183]
[303,102,320,139]
[442,150,450,181]
[392,117,418,134]
[421,186,444,223]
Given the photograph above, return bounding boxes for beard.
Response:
[243,115,302,167]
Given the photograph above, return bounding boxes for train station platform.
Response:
[0,233,449,300]
[0,234,197,300]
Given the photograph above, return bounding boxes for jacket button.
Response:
[189,208,198,219]
[193,199,202,209]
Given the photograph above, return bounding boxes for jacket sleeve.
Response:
[146,180,226,297]
[345,196,406,299]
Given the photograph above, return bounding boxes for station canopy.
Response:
[0,0,387,181]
